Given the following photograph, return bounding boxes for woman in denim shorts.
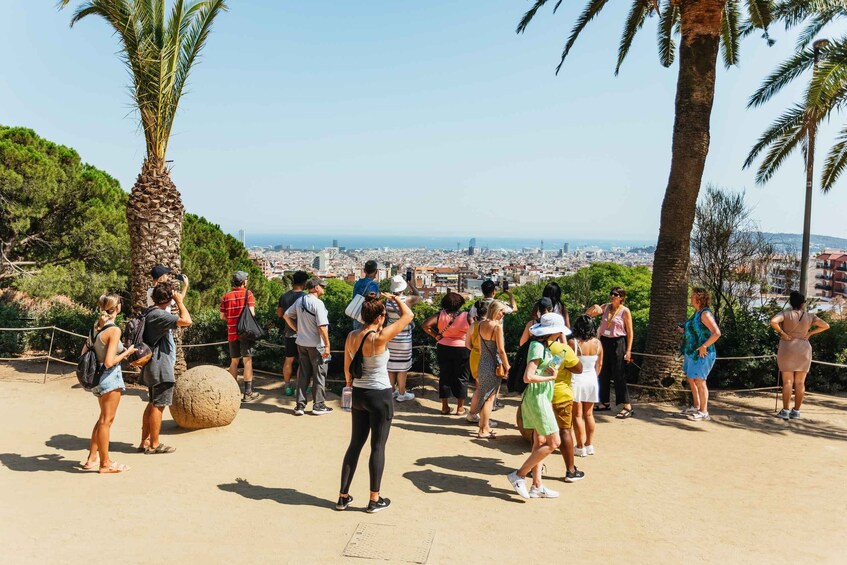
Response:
[81,294,137,474]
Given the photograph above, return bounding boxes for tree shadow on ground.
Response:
[414,455,512,476]
[45,433,137,454]
[402,469,522,503]
[0,453,85,473]
[469,434,531,456]
[218,478,330,509]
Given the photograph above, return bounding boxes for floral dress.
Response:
[680,308,716,380]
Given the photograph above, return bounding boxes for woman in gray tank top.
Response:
[337,292,413,514]
[81,294,137,474]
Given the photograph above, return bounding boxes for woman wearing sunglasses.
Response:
[587,287,634,418]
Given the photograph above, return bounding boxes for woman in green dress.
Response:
[507,313,570,500]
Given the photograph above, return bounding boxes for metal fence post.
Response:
[43,326,56,384]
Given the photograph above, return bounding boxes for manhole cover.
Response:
[343,523,434,563]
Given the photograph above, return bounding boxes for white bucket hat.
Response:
[529,312,571,337]
[390,274,407,294]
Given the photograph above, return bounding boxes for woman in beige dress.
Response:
[770,291,830,420]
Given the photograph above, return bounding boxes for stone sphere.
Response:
[170,365,240,430]
[515,406,534,443]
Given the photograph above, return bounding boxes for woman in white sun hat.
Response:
[384,274,421,401]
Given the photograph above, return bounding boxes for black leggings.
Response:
[599,335,630,405]
[340,387,393,494]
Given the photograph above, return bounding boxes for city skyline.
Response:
[3,2,847,240]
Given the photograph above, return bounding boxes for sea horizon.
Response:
[239,233,656,252]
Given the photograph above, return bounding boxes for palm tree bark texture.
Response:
[643,0,725,389]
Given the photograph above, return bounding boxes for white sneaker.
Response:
[529,485,559,499]
[396,392,415,402]
[392,389,399,399]
[687,411,711,421]
[574,447,587,457]
[507,471,530,499]
[466,413,480,423]
[585,444,595,456]
[680,405,699,416]
[789,409,801,419]
[488,420,498,428]
[776,409,791,420]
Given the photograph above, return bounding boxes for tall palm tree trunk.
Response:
[127,158,187,376]
[642,0,724,390]
[799,123,816,295]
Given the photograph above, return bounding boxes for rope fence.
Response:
[1,326,845,394]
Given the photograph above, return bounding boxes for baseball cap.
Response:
[306,277,326,289]
[150,264,172,279]
[232,271,249,285]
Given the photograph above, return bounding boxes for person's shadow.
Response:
[218,478,330,509]
[0,453,85,473]
[45,434,137,454]
[403,469,522,503]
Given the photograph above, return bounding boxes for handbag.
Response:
[480,326,506,379]
[344,293,366,323]
[236,288,266,340]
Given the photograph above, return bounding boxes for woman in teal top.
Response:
[507,313,569,500]
[678,288,721,421]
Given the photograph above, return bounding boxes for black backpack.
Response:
[76,326,109,390]
[350,330,376,379]
[236,288,265,341]
[123,306,155,367]
[506,341,532,394]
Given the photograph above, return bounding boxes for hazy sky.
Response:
[3,1,847,242]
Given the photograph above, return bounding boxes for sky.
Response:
[2,1,847,244]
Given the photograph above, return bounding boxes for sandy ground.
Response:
[1,361,846,565]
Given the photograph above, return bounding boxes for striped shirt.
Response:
[220,288,255,342]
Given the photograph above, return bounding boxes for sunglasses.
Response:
[610,292,622,297]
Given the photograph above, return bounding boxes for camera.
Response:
[175,274,186,282]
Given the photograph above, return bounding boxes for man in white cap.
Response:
[284,277,332,415]
[220,271,258,402]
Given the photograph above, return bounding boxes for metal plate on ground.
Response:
[343,523,435,563]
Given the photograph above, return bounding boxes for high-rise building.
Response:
[238,229,245,246]
[468,237,476,256]
[563,242,570,254]
[332,239,338,248]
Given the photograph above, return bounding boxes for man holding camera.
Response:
[283,277,332,416]
[147,264,188,365]
[220,271,259,402]
[141,282,192,454]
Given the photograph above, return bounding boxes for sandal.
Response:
[441,408,451,415]
[477,431,497,439]
[616,408,634,419]
[595,403,611,412]
[455,408,468,416]
[99,461,130,474]
[80,460,98,471]
[144,444,176,455]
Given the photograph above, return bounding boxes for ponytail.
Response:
[95,293,122,330]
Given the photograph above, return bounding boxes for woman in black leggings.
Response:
[337,292,413,513]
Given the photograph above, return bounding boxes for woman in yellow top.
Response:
[548,336,584,482]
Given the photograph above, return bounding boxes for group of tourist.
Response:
[81,259,832,511]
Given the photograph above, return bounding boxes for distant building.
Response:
[468,238,476,256]
[238,229,246,246]
[814,250,847,299]
[332,239,338,248]
[767,255,816,296]
[563,242,570,254]
[312,250,329,272]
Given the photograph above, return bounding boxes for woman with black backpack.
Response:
[80,294,137,474]
[336,292,413,514]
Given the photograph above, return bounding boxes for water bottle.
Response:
[341,386,353,412]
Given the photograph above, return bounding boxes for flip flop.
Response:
[144,444,176,455]
[79,460,98,471]
[477,431,498,439]
[455,408,468,416]
[99,462,130,474]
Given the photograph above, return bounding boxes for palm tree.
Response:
[59,0,228,310]
[516,0,773,389]
[744,36,847,294]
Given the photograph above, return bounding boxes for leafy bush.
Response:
[0,302,28,357]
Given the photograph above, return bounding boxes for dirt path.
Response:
[1,370,845,564]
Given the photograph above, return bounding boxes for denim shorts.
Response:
[92,365,125,397]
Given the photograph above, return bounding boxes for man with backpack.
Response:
[140,282,192,454]
[147,264,188,365]
[351,260,380,329]
[220,271,258,402]
[283,277,332,416]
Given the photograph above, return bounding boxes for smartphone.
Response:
[175,274,186,282]
[405,269,413,282]
[502,280,510,291]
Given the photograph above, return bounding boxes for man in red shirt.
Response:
[220,271,258,402]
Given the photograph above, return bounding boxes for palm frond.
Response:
[795,15,829,50]
[657,1,679,68]
[516,0,554,34]
[744,104,806,172]
[748,47,816,107]
[616,0,651,75]
[555,0,611,74]
[821,125,847,191]
[721,1,741,69]
[746,0,773,30]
